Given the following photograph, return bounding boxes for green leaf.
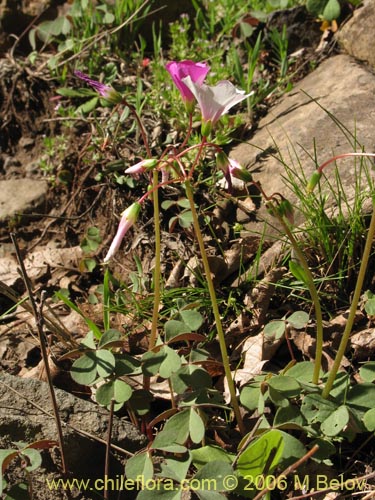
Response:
[277,431,306,467]
[286,361,316,382]
[301,393,338,424]
[159,346,182,378]
[274,404,306,428]
[321,405,349,437]
[176,198,191,209]
[268,375,300,398]
[114,379,132,403]
[95,349,116,378]
[152,410,190,451]
[164,320,191,341]
[322,0,341,20]
[191,446,235,470]
[359,362,375,382]
[309,438,336,462]
[264,320,285,340]
[0,450,17,496]
[347,383,375,411]
[21,448,42,472]
[178,211,194,228]
[236,430,284,481]
[289,260,308,285]
[161,200,175,210]
[137,489,182,500]
[129,389,153,416]
[179,309,203,330]
[189,408,205,444]
[142,350,167,376]
[287,311,309,329]
[99,329,122,348]
[70,352,98,385]
[240,383,262,411]
[125,451,153,481]
[194,461,234,491]
[115,354,142,376]
[3,481,29,499]
[77,97,99,114]
[171,365,212,394]
[363,408,375,432]
[83,258,96,272]
[365,297,375,316]
[96,381,114,406]
[306,0,327,16]
[159,452,192,482]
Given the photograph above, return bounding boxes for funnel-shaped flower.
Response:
[166,60,210,110]
[104,202,141,262]
[74,70,122,105]
[182,76,252,132]
[216,153,252,191]
[125,159,157,177]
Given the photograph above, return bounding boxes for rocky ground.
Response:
[1,0,375,498]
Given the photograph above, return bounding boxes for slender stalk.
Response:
[184,180,245,434]
[322,197,375,398]
[104,399,115,500]
[10,233,67,473]
[271,206,323,385]
[148,169,161,350]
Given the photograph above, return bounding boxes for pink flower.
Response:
[216,153,252,192]
[125,159,157,177]
[182,77,252,132]
[166,60,210,105]
[104,202,141,262]
[74,70,122,104]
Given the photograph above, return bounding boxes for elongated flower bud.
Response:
[306,171,322,193]
[104,202,141,262]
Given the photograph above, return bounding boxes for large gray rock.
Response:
[0,179,48,221]
[336,0,375,69]
[231,54,375,231]
[0,373,147,474]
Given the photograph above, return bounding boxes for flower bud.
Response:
[216,152,230,173]
[201,119,212,137]
[103,202,141,262]
[306,171,322,193]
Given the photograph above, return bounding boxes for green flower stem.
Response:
[149,169,161,350]
[272,205,323,385]
[322,197,375,399]
[184,179,245,435]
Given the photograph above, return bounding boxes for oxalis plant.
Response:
[61,62,375,499]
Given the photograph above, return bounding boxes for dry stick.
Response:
[104,400,115,500]
[10,233,67,474]
[252,444,319,500]
[287,470,375,500]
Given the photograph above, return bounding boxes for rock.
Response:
[336,0,375,69]
[230,54,375,233]
[0,372,147,474]
[0,179,48,221]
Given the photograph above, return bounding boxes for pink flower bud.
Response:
[104,202,141,262]
[74,70,122,105]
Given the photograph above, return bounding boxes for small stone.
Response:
[0,179,49,221]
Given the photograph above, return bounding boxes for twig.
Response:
[104,400,115,500]
[10,233,67,473]
[252,444,319,500]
